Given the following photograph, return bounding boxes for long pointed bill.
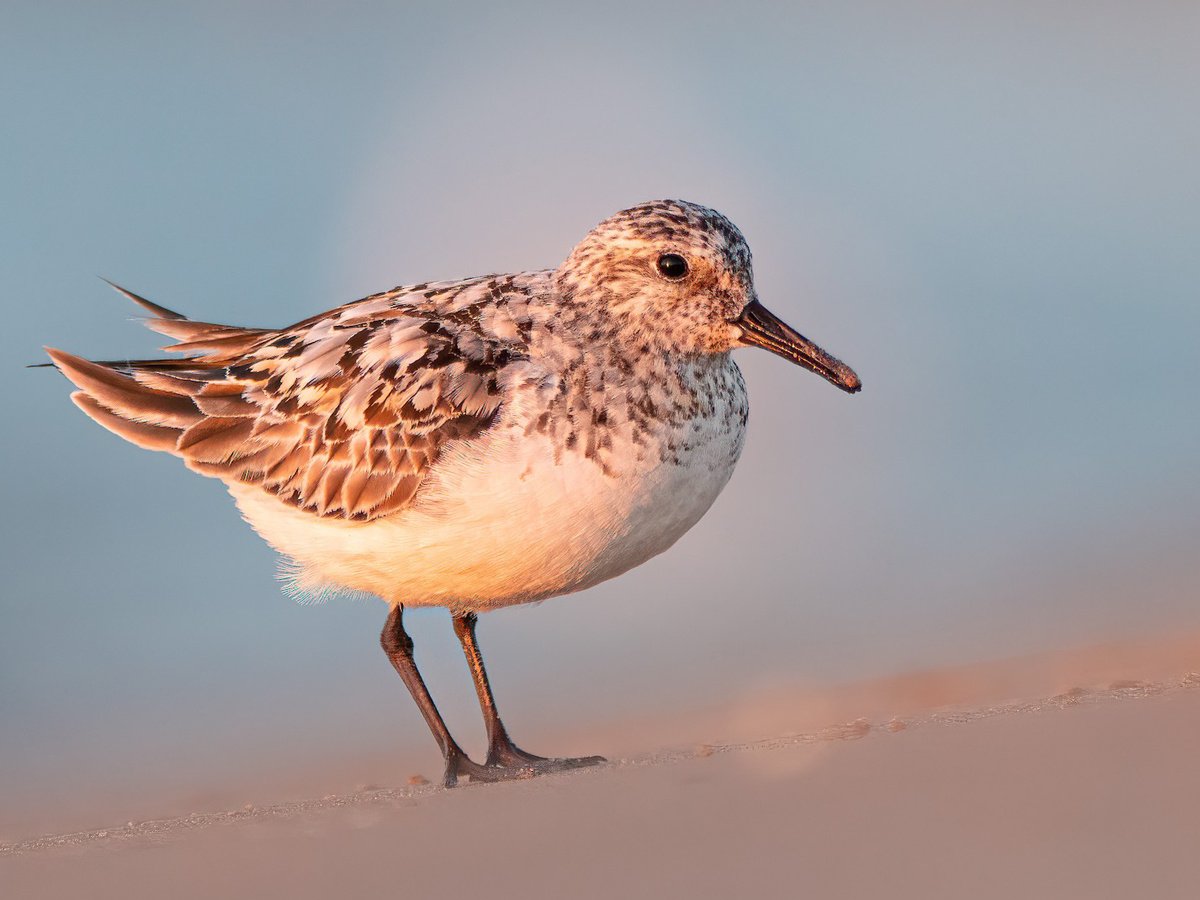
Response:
[735,300,862,394]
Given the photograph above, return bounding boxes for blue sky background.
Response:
[2,1,1198,828]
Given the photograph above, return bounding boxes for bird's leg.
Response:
[380,605,499,788]
[452,611,606,773]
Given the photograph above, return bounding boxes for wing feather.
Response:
[70,392,183,452]
[50,275,531,521]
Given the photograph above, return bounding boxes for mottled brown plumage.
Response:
[49,273,534,520]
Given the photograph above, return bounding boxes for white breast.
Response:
[229,360,748,613]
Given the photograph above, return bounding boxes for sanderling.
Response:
[45,200,860,786]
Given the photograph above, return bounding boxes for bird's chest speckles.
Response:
[521,351,748,477]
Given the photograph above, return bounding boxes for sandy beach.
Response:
[5,629,1198,899]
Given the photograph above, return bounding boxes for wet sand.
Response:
[4,631,1199,899]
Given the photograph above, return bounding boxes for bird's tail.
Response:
[42,281,268,456]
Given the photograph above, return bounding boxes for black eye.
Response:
[656,253,689,280]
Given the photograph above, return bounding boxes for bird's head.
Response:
[557,199,860,393]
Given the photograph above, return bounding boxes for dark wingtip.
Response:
[30,345,61,370]
[98,277,188,320]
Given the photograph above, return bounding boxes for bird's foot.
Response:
[442,745,606,788]
[487,743,607,772]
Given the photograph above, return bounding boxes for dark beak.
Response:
[735,300,861,394]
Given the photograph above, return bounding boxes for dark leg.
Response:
[452,611,606,773]
[380,605,504,788]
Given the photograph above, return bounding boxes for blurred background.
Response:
[2,1,1197,831]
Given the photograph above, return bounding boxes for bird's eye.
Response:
[656,253,689,280]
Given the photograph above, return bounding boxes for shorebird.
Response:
[45,200,860,787]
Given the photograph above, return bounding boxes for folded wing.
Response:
[48,282,514,520]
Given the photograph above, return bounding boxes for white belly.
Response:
[229,400,746,613]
